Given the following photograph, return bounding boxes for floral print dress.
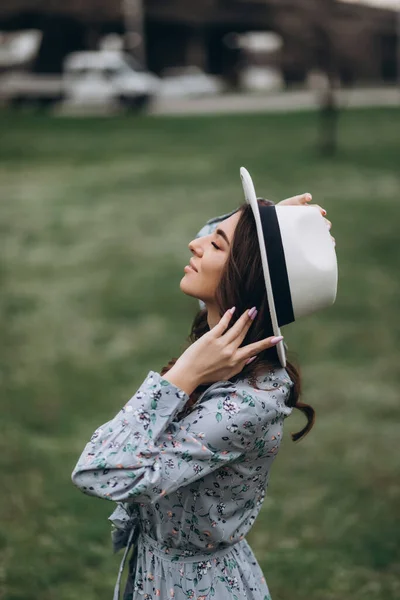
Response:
[71,368,293,600]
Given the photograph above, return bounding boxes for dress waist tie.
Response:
[109,505,243,600]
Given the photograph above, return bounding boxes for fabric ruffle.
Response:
[108,503,141,553]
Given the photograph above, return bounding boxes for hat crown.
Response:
[240,166,338,367]
[275,206,338,319]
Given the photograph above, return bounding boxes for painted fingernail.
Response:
[246,356,257,365]
[248,307,258,320]
[270,336,284,345]
[229,306,236,315]
[247,306,256,318]
[322,209,327,216]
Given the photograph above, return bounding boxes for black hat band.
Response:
[259,205,295,327]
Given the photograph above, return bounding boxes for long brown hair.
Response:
[161,200,315,442]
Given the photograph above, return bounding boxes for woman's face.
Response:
[180,211,241,304]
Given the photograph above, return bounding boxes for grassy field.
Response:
[1,107,400,600]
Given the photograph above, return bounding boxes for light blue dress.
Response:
[71,208,294,600]
[71,368,293,600]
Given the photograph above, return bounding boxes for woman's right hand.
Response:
[278,192,335,246]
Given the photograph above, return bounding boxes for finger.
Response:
[222,307,257,345]
[234,308,259,348]
[278,193,312,206]
[245,356,257,365]
[324,218,332,230]
[236,335,283,362]
[212,307,236,337]
[308,203,327,216]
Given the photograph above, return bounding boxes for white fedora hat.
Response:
[240,167,338,367]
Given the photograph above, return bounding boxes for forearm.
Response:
[161,363,200,397]
[71,370,190,502]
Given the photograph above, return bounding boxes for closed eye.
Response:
[211,242,221,250]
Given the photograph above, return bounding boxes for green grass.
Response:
[1,108,400,600]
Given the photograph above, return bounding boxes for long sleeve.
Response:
[71,370,291,504]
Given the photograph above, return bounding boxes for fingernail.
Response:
[248,307,258,320]
[246,356,257,365]
[306,193,312,201]
[229,306,236,315]
[322,209,327,216]
[270,336,284,345]
[247,306,256,318]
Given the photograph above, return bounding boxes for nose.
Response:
[188,238,204,257]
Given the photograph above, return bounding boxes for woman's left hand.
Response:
[165,308,282,391]
[278,193,335,246]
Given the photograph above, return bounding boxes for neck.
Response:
[205,303,220,330]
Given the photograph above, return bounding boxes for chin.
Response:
[179,276,196,297]
[179,276,204,301]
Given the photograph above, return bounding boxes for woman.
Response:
[71,168,337,600]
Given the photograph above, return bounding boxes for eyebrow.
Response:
[216,228,230,246]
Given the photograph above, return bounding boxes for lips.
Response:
[189,260,198,272]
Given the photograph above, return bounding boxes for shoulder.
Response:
[200,366,294,421]
[238,366,293,418]
[251,366,294,416]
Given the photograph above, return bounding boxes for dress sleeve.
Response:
[71,370,291,504]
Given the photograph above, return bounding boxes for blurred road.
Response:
[149,86,400,116]
[53,86,400,117]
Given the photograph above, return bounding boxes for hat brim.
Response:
[240,167,286,368]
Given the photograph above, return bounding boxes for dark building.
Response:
[0,0,397,85]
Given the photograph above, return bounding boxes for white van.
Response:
[63,50,160,110]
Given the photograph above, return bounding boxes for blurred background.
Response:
[1,1,399,600]
[0,0,400,116]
